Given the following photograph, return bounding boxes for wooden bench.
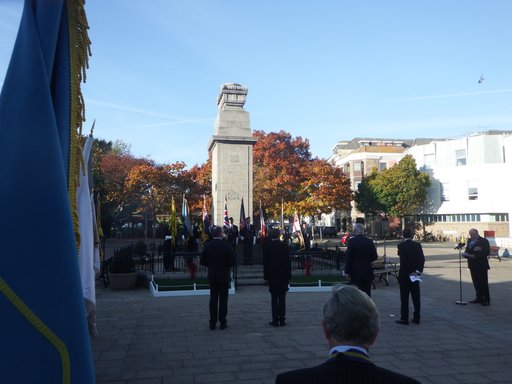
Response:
[371,256,399,288]
[489,246,501,262]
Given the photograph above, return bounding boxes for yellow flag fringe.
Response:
[67,0,92,248]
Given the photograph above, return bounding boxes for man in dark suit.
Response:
[240,216,255,265]
[200,226,235,330]
[463,228,491,306]
[275,285,420,384]
[263,229,292,327]
[227,217,238,251]
[344,223,378,297]
[395,228,425,325]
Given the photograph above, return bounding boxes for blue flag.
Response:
[0,1,94,383]
[182,194,192,239]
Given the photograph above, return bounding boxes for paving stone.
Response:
[92,244,512,383]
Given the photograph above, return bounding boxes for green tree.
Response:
[372,155,431,225]
[354,170,387,216]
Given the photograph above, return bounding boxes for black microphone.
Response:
[454,242,464,250]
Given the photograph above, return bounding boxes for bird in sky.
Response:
[478,74,485,84]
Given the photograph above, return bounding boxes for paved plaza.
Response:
[92,243,512,383]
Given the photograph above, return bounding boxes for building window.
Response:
[441,183,449,202]
[456,149,466,166]
[379,162,387,171]
[468,187,478,200]
[353,162,362,171]
[493,213,509,222]
[424,153,434,169]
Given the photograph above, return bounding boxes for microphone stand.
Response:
[455,246,467,305]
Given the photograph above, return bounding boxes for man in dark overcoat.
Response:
[463,228,491,306]
[395,228,425,325]
[200,226,235,330]
[344,223,378,296]
[263,228,292,326]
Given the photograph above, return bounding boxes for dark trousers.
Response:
[243,243,253,265]
[271,291,287,324]
[209,282,229,326]
[399,279,421,320]
[470,268,490,302]
[353,279,372,297]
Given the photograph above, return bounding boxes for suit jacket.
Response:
[464,236,490,270]
[263,239,292,293]
[227,224,239,245]
[275,352,420,384]
[397,239,425,281]
[240,224,255,245]
[344,234,378,280]
[200,238,235,284]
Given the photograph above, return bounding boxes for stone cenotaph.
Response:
[209,83,257,227]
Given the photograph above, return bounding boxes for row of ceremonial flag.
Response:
[196,196,305,240]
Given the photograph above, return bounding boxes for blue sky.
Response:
[2,1,512,167]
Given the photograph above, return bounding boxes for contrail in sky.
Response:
[88,99,199,121]
[398,88,512,101]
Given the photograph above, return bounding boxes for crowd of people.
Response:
[164,222,492,383]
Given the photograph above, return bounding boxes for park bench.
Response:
[489,245,501,262]
[371,256,399,288]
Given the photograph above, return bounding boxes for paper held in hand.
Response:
[409,272,422,283]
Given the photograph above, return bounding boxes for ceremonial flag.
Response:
[202,195,210,241]
[292,210,305,246]
[281,199,284,235]
[223,198,230,230]
[0,1,94,382]
[259,201,267,238]
[170,197,177,246]
[77,134,99,336]
[239,198,246,232]
[182,193,191,239]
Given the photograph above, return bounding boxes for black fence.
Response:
[290,248,345,272]
[101,240,345,287]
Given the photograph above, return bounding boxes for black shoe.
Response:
[209,324,216,330]
[469,299,482,304]
[481,301,490,306]
[411,318,420,324]
[279,321,287,327]
[268,321,278,327]
[220,323,227,329]
[395,319,409,325]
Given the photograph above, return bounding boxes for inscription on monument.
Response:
[226,191,240,201]
[230,154,240,163]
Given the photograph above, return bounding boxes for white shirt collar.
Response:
[329,345,368,356]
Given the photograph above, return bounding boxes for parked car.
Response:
[314,226,338,238]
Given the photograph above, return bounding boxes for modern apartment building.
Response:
[407,130,512,237]
[328,131,512,238]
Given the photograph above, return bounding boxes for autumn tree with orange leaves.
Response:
[253,130,352,220]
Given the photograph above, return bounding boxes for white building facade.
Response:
[407,131,512,237]
[329,131,512,238]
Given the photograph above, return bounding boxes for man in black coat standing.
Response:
[395,228,425,325]
[463,228,491,306]
[344,223,378,297]
[200,226,235,330]
[275,285,420,384]
[263,229,292,327]
[227,217,238,252]
[240,217,255,265]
